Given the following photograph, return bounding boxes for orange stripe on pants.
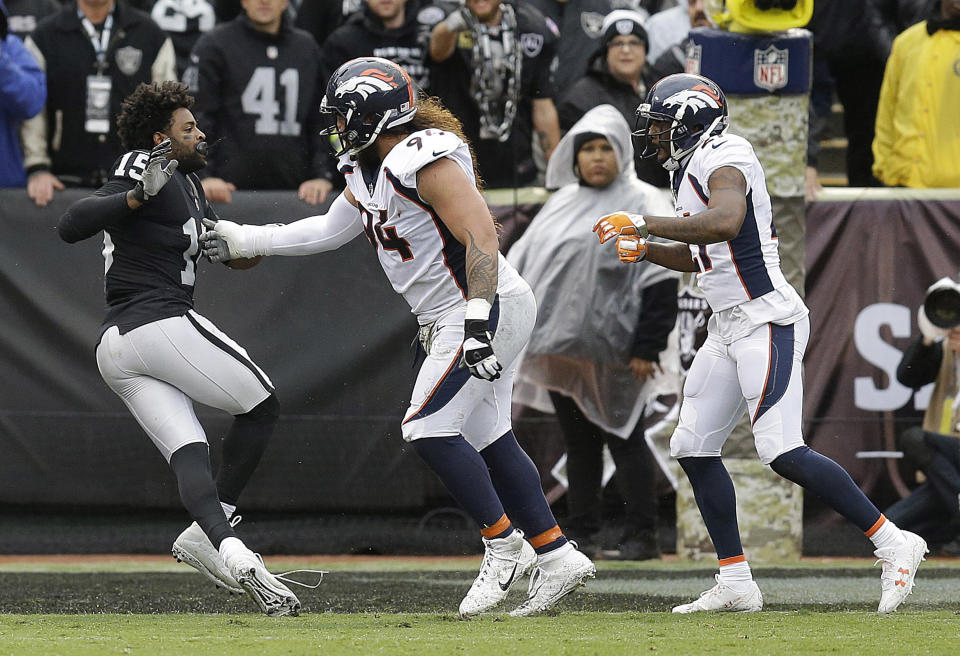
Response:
[865,514,886,537]
[718,555,746,567]
[530,526,563,549]
[480,514,511,539]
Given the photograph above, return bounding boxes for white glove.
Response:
[461,298,502,381]
[132,139,178,202]
[200,217,257,261]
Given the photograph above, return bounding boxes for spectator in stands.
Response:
[872,0,960,188]
[0,0,45,187]
[321,0,443,92]
[525,0,647,92]
[886,282,960,552]
[187,0,332,204]
[21,0,176,206]
[429,0,560,188]
[508,105,677,560]
[803,0,896,188]
[648,0,710,80]
[558,10,667,188]
[645,0,693,64]
[4,0,60,40]
[128,0,217,78]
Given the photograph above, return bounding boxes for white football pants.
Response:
[96,310,273,461]
[670,316,809,465]
[402,286,537,451]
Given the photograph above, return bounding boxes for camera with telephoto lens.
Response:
[924,277,960,330]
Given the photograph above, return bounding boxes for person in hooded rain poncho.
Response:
[507,104,678,560]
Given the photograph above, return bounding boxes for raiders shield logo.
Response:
[580,12,604,38]
[115,46,143,76]
[520,33,544,58]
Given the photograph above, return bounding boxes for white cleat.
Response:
[226,550,302,617]
[672,575,763,614]
[509,545,596,617]
[459,530,537,618]
[875,530,928,614]
[171,522,244,594]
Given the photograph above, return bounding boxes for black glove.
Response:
[131,139,178,203]
[462,317,502,381]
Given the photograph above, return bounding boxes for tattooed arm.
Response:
[645,166,749,245]
[532,98,561,162]
[418,157,499,303]
[420,157,504,380]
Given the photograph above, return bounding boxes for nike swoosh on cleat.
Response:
[498,563,519,591]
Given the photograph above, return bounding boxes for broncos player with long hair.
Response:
[201,57,596,618]
[58,81,300,617]
[594,73,928,614]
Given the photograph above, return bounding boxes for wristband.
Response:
[465,298,492,322]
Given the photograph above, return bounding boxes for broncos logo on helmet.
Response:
[321,58,418,157]
[335,68,401,100]
[633,74,728,172]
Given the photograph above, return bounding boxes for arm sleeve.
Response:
[0,35,46,120]
[529,33,557,99]
[18,36,49,172]
[896,335,943,389]
[630,277,679,361]
[151,37,178,83]
[252,191,363,256]
[189,36,224,177]
[308,54,336,182]
[57,179,137,243]
[871,39,900,184]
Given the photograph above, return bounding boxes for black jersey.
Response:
[186,14,330,188]
[59,149,210,336]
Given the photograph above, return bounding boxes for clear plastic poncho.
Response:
[507,104,678,439]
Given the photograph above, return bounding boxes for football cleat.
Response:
[875,530,928,613]
[671,574,763,614]
[226,550,302,617]
[171,522,243,594]
[509,545,596,617]
[459,530,537,617]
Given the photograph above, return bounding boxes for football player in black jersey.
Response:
[58,81,301,617]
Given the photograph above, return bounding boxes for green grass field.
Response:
[1,558,958,655]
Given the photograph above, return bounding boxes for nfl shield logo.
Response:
[754,45,788,92]
[684,43,702,75]
[115,46,143,76]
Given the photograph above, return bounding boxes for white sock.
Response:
[869,515,907,550]
[221,502,236,520]
[718,560,754,593]
[538,542,573,565]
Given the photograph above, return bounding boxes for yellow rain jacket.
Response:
[873,22,960,188]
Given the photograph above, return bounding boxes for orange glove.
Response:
[593,212,648,243]
[616,234,647,263]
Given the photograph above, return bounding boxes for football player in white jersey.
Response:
[200,57,595,617]
[593,73,927,614]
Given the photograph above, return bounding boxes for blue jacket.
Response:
[0,0,46,187]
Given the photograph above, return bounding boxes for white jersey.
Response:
[339,129,527,324]
[673,133,807,341]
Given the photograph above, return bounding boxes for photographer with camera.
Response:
[887,277,960,554]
